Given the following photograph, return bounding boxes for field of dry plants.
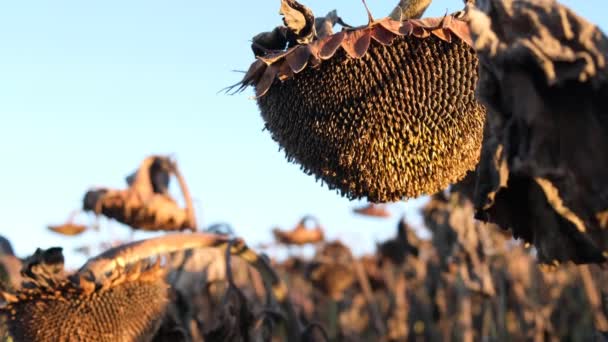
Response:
[2,0,608,341]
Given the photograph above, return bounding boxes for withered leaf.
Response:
[251,26,289,57]
[280,0,316,45]
[203,284,254,341]
[466,0,608,264]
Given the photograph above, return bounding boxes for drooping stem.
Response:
[78,232,231,279]
[173,161,197,231]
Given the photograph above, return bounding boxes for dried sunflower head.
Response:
[235,1,486,202]
[1,257,169,342]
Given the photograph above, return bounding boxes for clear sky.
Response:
[0,1,604,267]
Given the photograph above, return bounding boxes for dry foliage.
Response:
[461,0,608,264]
[4,0,608,340]
[3,193,608,341]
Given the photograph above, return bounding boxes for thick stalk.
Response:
[353,259,386,336]
[389,0,433,21]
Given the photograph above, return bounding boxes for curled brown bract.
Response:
[235,15,473,97]
[80,233,301,337]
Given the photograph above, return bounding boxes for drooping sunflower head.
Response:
[236,1,486,202]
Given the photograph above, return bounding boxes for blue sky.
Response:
[0,1,604,267]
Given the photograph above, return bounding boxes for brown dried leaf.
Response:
[251,26,289,57]
[467,0,608,264]
[317,31,346,60]
[280,0,316,45]
[286,45,310,73]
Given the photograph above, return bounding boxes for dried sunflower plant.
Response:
[232,0,486,203]
[234,0,608,263]
[3,0,608,341]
